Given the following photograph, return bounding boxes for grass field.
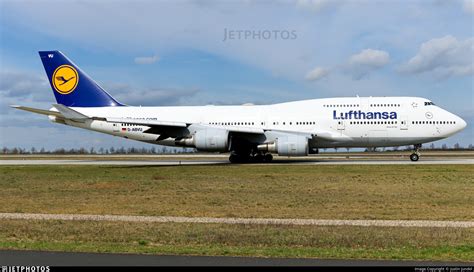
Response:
[1,220,473,261]
[0,165,472,220]
[0,164,473,260]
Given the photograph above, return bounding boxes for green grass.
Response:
[0,164,473,260]
[0,165,472,220]
[0,220,472,261]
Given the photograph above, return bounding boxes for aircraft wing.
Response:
[105,117,188,128]
[106,119,265,135]
[12,104,343,140]
[11,105,263,135]
[202,124,264,134]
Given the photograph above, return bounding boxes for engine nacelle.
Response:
[176,128,230,152]
[258,135,309,156]
[194,129,229,151]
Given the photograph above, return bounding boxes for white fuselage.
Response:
[61,96,466,150]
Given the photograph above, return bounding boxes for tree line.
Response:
[1,146,198,155]
[1,143,473,155]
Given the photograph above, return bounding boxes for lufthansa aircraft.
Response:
[13,51,467,162]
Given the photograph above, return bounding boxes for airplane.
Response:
[12,51,467,163]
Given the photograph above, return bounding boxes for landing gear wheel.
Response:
[263,153,273,163]
[254,154,264,163]
[410,143,422,162]
[229,154,238,163]
[229,153,251,163]
[410,153,419,162]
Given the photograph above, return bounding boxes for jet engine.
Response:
[176,128,229,152]
[257,135,309,156]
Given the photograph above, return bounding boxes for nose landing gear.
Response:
[410,144,422,162]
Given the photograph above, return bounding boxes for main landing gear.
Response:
[229,152,273,163]
[410,144,422,162]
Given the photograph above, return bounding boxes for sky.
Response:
[0,0,473,151]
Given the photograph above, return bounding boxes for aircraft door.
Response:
[112,123,120,133]
[337,120,345,130]
[400,115,408,130]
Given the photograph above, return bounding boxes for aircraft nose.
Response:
[458,116,467,131]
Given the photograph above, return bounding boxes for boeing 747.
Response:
[12,51,467,162]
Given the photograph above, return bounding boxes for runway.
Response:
[1,158,472,165]
[2,213,473,228]
[1,250,472,266]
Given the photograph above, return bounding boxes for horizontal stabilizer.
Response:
[10,105,62,117]
[52,104,89,120]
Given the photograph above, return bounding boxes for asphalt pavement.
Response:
[1,250,472,266]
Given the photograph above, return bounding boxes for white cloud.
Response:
[347,49,390,80]
[0,71,50,101]
[134,55,160,64]
[305,67,329,81]
[1,0,345,81]
[349,49,390,67]
[464,0,474,14]
[399,35,474,78]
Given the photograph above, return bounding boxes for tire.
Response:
[229,154,251,163]
[229,154,238,163]
[263,153,273,163]
[410,153,419,162]
[254,154,264,163]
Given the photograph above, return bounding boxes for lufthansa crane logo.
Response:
[52,65,79,94]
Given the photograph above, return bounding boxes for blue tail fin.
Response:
[39,51,123,107]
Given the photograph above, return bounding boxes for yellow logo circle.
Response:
[52,65,79,94]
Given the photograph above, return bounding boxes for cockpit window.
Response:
[424,101,435,106]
